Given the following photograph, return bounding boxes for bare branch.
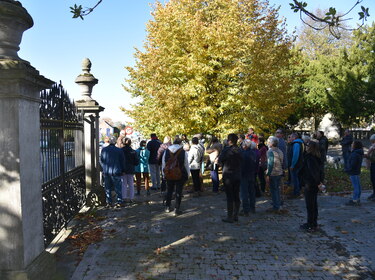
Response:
[290,0,370,39]
[70,0,103,20]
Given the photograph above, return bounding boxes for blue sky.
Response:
[19,0,375,123]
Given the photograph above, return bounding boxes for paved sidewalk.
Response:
[58,189,375,280]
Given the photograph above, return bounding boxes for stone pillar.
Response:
[0,1,56,279]
[75,58,105,206]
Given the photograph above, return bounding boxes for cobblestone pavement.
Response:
[59,187,375,280]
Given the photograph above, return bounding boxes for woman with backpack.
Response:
[365,134,375,201]
[300,140,323,232]
[162,137,190,216]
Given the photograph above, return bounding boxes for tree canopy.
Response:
[123,0,296,137]
[293,21,375,129]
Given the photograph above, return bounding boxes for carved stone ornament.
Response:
[0,0,34,60]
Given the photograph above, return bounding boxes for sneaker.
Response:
[345,200,361,206]
[174,209,183,216]
[115,203,123,208]
[300,223,318,232]
[238,211,249,217]
[222,217,234,223]
[300,223,310,230]
[266,207,280,214]
[165,207,173,213]
[105,203,113,208]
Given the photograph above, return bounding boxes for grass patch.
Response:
[325,165,372,193]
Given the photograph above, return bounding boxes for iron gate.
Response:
[40,83,85,246]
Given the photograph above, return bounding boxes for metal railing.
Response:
[40,83,85,246]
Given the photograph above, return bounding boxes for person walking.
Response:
[100,136,125,208]
[206,136,223,193]
[240,140,258,216]
[121,138,139,203]
[365,134,375,201]
[135,140,150,196]
[188,137,204,196]
[162,137,190,216]
[147,133,162,190]
[300,140,324,232]
[345,140,364,206]
[340,129,353,171]
[265,136,284,213]
[219,133,242,223]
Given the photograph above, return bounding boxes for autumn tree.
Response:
[123,0,296,137]
[327,23,375,126]
[292,11,353,129]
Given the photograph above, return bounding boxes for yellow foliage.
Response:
[124,0,297,137]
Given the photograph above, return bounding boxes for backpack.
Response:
[163,148,184,181]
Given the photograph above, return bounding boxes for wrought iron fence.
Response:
[40,83,85,246]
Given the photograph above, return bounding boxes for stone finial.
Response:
[82,58,92,74]
[0,0,34,60]
[75,58,98,102]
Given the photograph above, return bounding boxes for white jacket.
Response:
[188,144,204,170]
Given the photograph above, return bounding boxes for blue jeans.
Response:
[291,168,301,196]
[350,175,361,201]
[104,175,123,204]
[210,164,219,192]
[270,175,282,210]
[240,176,255,213]
[149,164,161,189]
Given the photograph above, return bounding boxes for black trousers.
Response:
[223,176,241,217]
[304,184,319,227]
[166,180,185,210]
[190,169,201,192]
[258,166,267,193]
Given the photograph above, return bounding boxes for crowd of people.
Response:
[99,128,375,233]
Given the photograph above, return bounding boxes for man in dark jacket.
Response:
[147,133,162,190]
[100,136,125,207]
[340,129,353,171]
[219,133,242,223]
